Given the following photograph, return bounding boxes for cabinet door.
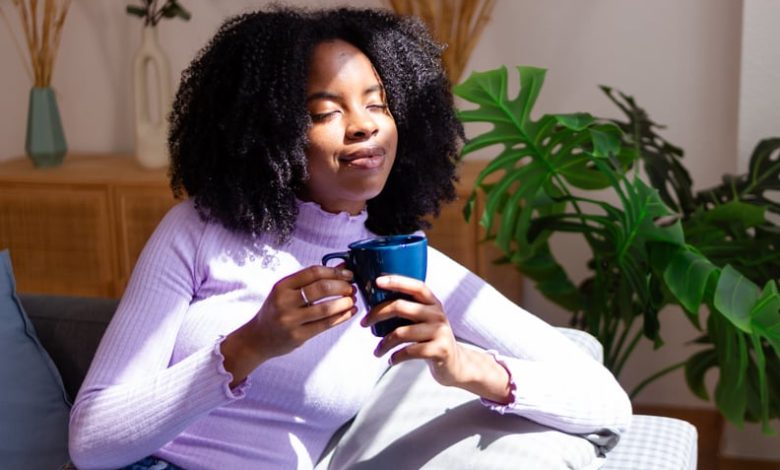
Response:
[426,187,523,305]
[0,185,115,296]
[426,196,478,272]
[114,186,178,293]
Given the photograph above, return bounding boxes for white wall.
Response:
[724,0,780,460]
[1,0,775,460]
[738,0,780,172]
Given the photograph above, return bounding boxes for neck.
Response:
[293,198,371,248]
[296,193,366,216]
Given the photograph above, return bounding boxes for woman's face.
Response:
[300,39,398,215]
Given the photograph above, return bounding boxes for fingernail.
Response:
[376,276,389,286]
[341,269,353,279]
[360,316,367,327]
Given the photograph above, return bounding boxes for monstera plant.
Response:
[453,65,780,432]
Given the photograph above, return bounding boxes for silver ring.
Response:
[300,288,311,307]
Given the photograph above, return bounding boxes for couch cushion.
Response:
[601,414,697,470]
[21,294,117,402]
[0,250,70,468]
[321,346,604,470]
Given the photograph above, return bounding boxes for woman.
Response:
[69,7,631,469]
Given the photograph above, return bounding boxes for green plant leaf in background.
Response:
[697,138,780,215]
[752,281,780,357]
[126,0,191,26]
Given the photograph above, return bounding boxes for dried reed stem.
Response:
[387,0,496,84]
[0,4,33,81]
[5,0,70,87]
[48,0,70,85]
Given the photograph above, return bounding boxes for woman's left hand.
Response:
[362,275,512,403]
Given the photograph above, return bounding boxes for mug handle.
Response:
[322,252,350,267]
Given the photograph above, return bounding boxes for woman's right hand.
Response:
[221,265,356,386]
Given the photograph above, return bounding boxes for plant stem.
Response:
[610,315,636,372]
[629,360,687,400]
[614,327,644,377]
[149,0,159,26]
[603,312,621,365]
[0,5,34,81]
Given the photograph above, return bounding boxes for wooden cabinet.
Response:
[0,154,178,297]
[0,155,521,303]
[425,161,523,304]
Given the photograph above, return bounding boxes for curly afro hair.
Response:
[168,6,464,241]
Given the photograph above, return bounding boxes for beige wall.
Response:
[726,0,780,459]
[2,0,775,460]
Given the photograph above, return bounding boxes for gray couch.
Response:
[21,294,697,469]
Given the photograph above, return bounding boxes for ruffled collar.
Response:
[293,199,372,248]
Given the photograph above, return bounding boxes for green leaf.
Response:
[554,113,594,131]
[663,249,719,315]
[516,244,582,312]
[696,138,780,214]
[482,163,541,235]
[711,314,748,427]
[685,348,718,400]
[601,85,694,214]
[714,265,760,333]
[702,201,766,228]
[162,3,192,21]
[749,333,773,434]
[126,5,148,17]
[751,281,780,357]
[589,125,622,158]
[463,193,476,222]
[514,66,547,127]
[496,168,548,251]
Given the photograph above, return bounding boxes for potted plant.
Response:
[453,65,779,432]
[1,0,71,167]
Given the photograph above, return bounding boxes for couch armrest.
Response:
[602,414,697,470]
[556,327,604,364]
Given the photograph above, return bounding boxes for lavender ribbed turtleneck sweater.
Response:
[69,199,631,470]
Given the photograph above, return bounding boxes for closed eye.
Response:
[311,111,339,122]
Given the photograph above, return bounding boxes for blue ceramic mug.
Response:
[322,234,427,337]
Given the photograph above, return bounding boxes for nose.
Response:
[346,110,378,140]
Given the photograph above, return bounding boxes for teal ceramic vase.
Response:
[25,87,67,168]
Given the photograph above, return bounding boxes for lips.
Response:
[339,146,386,170]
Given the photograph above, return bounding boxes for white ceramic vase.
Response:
[133,26,172,169]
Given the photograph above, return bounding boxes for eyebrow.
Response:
[306,84,384,103]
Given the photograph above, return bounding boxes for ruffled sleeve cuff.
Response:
[213,336,251,399]
[479,349,517,414]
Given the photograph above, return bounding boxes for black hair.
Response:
[168,6,464,241]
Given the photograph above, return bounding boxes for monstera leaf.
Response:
[455,65,780,431]
[455,66,632,315]
[602,86,695,214]
[697,138,780,214]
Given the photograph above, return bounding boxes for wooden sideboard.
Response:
[0,154,521,303]
[0,155,177,297]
